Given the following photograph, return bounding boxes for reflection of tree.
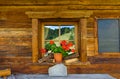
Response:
[45,27,74,40]
[45,27,59,40]
[69,28,74,40]
[61,27,70,35]
[44,27,49,39]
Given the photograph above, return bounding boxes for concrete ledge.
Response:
[4,74,116,79]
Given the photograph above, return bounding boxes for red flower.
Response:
[50,40,54,44]
[67,42,73,47]
[40,48,46,54]
[62,45,66,49]
[71,49,75,53]
[60,40,67,46]
[64,45,70,51]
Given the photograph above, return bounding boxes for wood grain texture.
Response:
[26,11,93,18]
[0,0,120,6]
[0,0,120,76]
[32,19,39,63]
[0,69,11,77]
[1,63,119,74]
[80,19,87,62]
[0,28,32,57]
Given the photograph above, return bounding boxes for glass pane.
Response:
[60,25,75,40]
[98,19,120,53]
[44,25,59,40]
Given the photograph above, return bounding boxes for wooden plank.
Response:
[69,5,120,10]
[110,73,120,79]
[0,69,11,77]
[0,56,32,63]
[0,0,120,6]
[80,19,87,62]
[4,63,120,74]
[0,0,86,5]
[0,28,32,38]
[25,11,93,19]
[94,19,99,55]
[87,28,94,38]
[38,21,43,58]
[0,38,31,46]
[32,19,38,63]
[87,50,95,56]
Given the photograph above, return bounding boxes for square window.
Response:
[98,19,120,53]
[42,23,77,48]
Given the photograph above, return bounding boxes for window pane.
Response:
[60,25,75,40]
[44,25,59,40]
[98,19,120,53]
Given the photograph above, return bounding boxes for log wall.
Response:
[0,0,120,75]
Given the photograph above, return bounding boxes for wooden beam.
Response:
[25,11,93,19]
[8,63,120,74]
[32,19,38,63]
[1,0,120,6]
[80,18,87,62]
[0,69,11,77]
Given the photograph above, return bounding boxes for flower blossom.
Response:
[40,48,46,54]
[50,40,54,44]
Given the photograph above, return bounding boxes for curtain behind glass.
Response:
[98,19,120,53]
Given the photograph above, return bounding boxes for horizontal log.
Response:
[0,68,11,77]
[87,50,95,56]
[89,57,120,64]
[0,38,31,46]
[0,56,32,63]
[0,0,120,6]
[0,45,32,56]
[0,28,32,37]
[0,0,86,5]
[4,63,120,74]
[26,11,93,18]
[87,46,95,50]
[87,38,95,44]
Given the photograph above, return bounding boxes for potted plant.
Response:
[40,40,76,63]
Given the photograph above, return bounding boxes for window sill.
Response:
[97,53,120,58]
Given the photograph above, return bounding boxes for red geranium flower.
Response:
[64,45,70,51]
[50,40,54,44]
[40,48,46,54]
[67,42,73,47]
[62,45,66,49]
[71,49,75,53]
[60,40,67,46]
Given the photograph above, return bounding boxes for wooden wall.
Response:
[0,0,120,74]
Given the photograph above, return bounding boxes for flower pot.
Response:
[54,53,62,63]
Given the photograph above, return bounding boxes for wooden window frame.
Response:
[95,18,120,57]
[41,22,78,53]
[25,11,93,63]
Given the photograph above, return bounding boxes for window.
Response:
[42,22,77,49]
[97,19,120,53]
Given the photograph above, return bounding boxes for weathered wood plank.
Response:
[0,0,120,6]
[3,63,119,74]
[0,68,11,77]
[0,28,32,37]
[0,56,32,63]
[26,11,93,18]
[80,19,87,62]
[0,0,86,5]
[0,38,31,46]
[32,19,39,63]
[0,28,32,57]
[87,50,95,56]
